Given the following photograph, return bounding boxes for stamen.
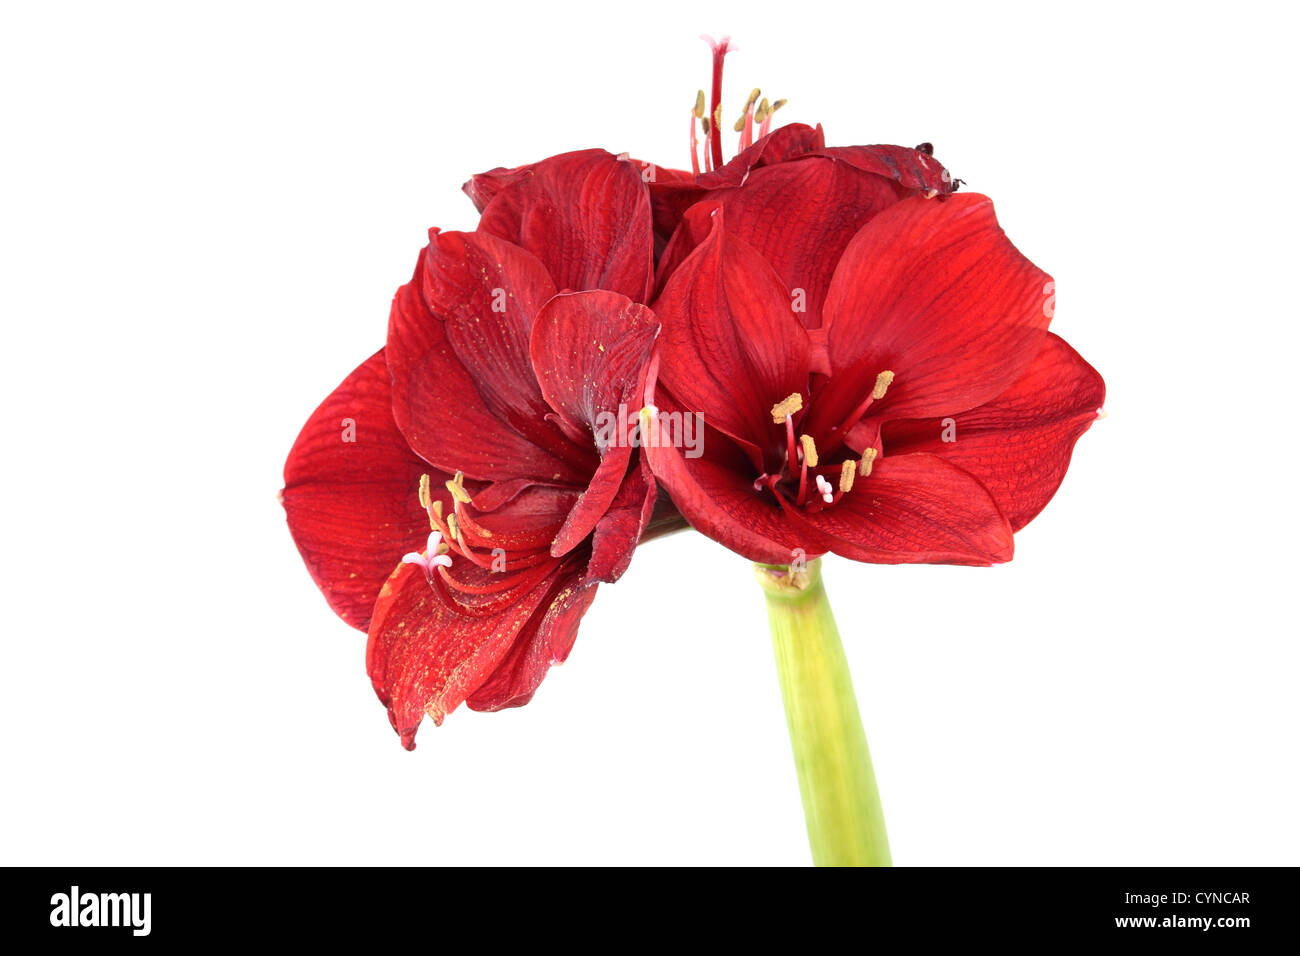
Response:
[451,496,492,541]
[766,98,784,138]
[770,393,803,422]
[873,370,895,400]
[417,473,431,510]
[858,448,878,477]
[702,114,714,173]
[446,512,460,542]
[445,470,472,504]
[823,370,896,453]
[785,414,799,484]
[733,88,761,132]
[689,90,705,176]
[839,460,856,493]
[799,434,818,468]
[431,500,444,520]
[735,88,761,151]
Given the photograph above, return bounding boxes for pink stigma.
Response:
[402,531,454,577]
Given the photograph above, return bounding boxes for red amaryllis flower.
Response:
[631,38,1102,566]
[642,188,1104,565]
[283,149,669,748]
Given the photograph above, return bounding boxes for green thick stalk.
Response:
[756,558,891,867]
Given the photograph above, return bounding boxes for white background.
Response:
[2,1,1296,866]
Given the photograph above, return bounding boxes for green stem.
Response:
[755,558,891,867]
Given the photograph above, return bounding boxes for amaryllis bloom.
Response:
[642,189,1104,565]
[624,38,1104,566]
[283,149,674,748]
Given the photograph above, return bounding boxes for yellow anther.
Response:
[770,393,803,423]
[872,370,895,400]
[693,90,706,118]
[417,473,431,511]
[858,447,878,477]
[770,98,787,113]
[445,470,472,504]
[839,460,856,493]
[713,103,723,129]
[733,88,762,131]
[799,434,818,468]
[431,500,444,520]
[754,97,772,124]
[446,513,460,541]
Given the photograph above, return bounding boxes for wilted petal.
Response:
[812,144,956,196]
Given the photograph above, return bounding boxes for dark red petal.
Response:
[530,291,659,432]
[466,564,597,713]
[386,253,587,484]
[463,162,534,213]
[794,453,1014,565]
[697,122,827,188]
[653,208,811,451]
[457,486,579,554]
[420,229,556,425]
[642,416,826,565]
[366,561,557,748]
[551,443,632,558]
[640,158,698,242]
[529,290,659,556]
[476,149,654,302]
[648,123,828,242]
[883,333,1105,531]
[707,156,905,329]
[809,193,1054,438]
[282,349,446,631]
[653,200,718,297]
[648,182,706,248]
[586,453,657,583]
[629,159,694,186]
[438,556,560,614]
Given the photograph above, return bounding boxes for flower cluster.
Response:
[282,40,1103,748]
